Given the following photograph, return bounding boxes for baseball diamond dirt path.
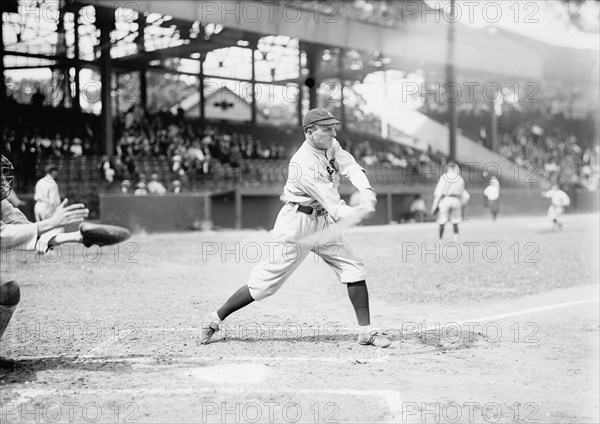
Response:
[1,213,598,423]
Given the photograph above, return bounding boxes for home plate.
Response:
[189,363,268,384]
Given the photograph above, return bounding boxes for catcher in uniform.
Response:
[201,108,391,347]
[430,163,467,240]
[1,155,130,366]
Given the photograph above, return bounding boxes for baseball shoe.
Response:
[200,321,220,345]
[358,331,391,348]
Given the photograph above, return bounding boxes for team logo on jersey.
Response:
[325,158,338,182]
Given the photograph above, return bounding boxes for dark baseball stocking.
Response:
[216,285,255,321]
[347,280,370,326]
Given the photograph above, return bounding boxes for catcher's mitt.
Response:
[80,223,131,247]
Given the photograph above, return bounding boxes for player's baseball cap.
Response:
[303,108,340,129]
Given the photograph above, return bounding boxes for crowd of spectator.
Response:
[495,124,599,191]
[4,102,598,194]
[345,138,442,171]
[109,106,288,186]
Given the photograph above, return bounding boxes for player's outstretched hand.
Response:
[49,199,89,227]
[337,204,373,228]
[359,189,377,210]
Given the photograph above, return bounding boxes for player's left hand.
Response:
[359,189,377,210]
[79,223,131,247]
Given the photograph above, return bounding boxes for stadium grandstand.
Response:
[1,0,598,229]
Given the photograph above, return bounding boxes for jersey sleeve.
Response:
[332,141,373,192]
[433,176,445,197]
[1,200,40,251]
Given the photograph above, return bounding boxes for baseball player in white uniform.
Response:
[431,163,467,240]
[542,185,570,230]
[483,176,500,221]
[201,108,391,347]
[34,164,61,221]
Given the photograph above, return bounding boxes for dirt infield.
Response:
[1,213,598,423]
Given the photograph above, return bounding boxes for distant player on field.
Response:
[483,176,500,221]
[431,163,467,241]
[542,185,570,230]
[34,164,61,222]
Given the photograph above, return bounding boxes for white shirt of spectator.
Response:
[70,138,83,157]
[147,180,167,195]
[103,161,115,183]
[410,198,427,213]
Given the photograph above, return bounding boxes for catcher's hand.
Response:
[50,199,89,227]
[80,222,131,247]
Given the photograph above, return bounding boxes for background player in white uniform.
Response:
[542,184,570,230]
[483,176,500,221]
[201,108,391,348]
[430,163,467,240]
[34,164,61,221]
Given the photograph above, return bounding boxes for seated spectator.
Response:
[147,173,167,195]
[134,182,148,196]
[98,155,116,186]
[120,179,132,194]
[409,194,428,223]
[70,138,83,157]
[171,180,183,194]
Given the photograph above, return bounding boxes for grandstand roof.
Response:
[82,0,544,80]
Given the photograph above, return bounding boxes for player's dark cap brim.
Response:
[304,117,340,127]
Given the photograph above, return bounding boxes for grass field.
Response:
[1,213,598,423]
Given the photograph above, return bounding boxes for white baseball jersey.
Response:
[543,188,570,220]
[543,188,570,208]
[433,171,465,198]
[247,138,369,301]
[281,139,371,220]
[34,175,61,220]
[483,181,500,201]
[434,171,466,224]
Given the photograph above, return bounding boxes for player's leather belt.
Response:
[295,204,328,217]
[442,194,460,198]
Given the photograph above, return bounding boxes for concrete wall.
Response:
[98,193,211,233]
[14,188,597,233]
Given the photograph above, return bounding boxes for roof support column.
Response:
[338,48,346,131]
[446,0,457,162]
[250,39,257,125]
[135,12,147,112]
[199,53,205,122]
[304,43,320,109]
[97,7,115,155]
